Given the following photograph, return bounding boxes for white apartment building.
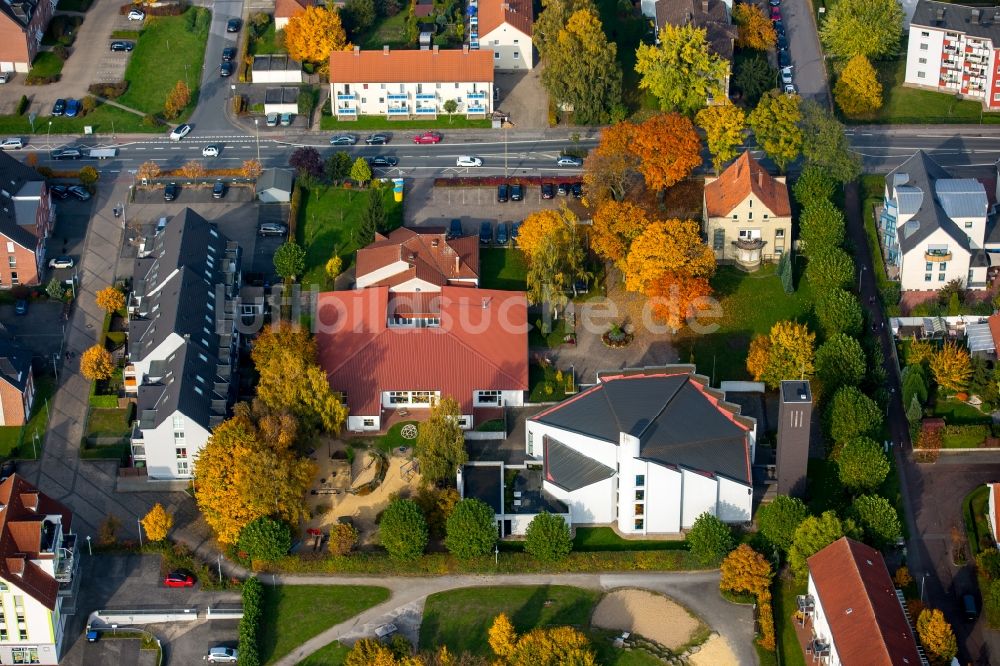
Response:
[905,0,1000,110]
[474,0,534,70]
[879,150,991,291]
[0,475,78,666]
[328,46,494,120]
[126,209,241,480]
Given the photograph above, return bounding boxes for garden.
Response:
[480,248,528,292]
[80,288,132,461]
[0,376,53,460]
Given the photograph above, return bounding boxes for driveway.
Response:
[56,0,128,100]
[405,185,586,227]
[495,67,549,129]
[777,0,830,108]
[187,0,245,133]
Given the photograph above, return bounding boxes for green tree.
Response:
[799,100,862,184]
[687,512,735,565]
[78,165,99,188]
[414,396,468,485]
[45,277,63,300]
[533,0,597,59]
[379,498,428,561]
[777,251,794,294]
[542,9,623,124]
[851,494,902,547]
[350,157,372,185]
[793,165,837,207]
[342,0,375,33]
[788,511,849,582]
[757,495,809,553]
[816,333,866,392]
[837,436,890,492]
[748,91,802,172]
[733,54,775,107]
[814,288,863,337]
[901,364,928,410]
[443,99,458,122]
[799,200,847,254]
[358,188,386,247]
[444,498,498,559]
[273,241,306,282]
[696,102,746,173]
[826,386,882,443]
[635,24,729,115]
[806,246,854,292]
[238,516,293,563]
[820,0,903,59]
[325,151,352,183]
[524,512,573,562]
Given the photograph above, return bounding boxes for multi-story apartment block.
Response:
[0,475,78,666]
[905,0,1000,110]
[475,0,534,70]
[126,210,241,479]
[0,0,54,73]
[0,151,53,288]
[879,150,991,291]
[329,46,494,120]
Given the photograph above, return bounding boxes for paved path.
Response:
[58,0,122,100]
[270,571,756,666]
[784,0,831,108]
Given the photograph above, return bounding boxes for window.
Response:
[921,30,929,36]
[732,214,738,220]
[775,228,785,238]
[995,93,1000,101]
[175,447,187,459]
[378,97,384,104]
[635,474,645,487]
[939,262,947,271]
[494,51,500,59]
[926,262,933,271]
[713,229,725,251]
[763,214,769,219]
[748,212,753,220]
[966,220,974,228]
[173,431,184,442]
[4,243,12,253]
[917,71,926,78]
[363,83,369,89]
[177,460,189,475]
[172,414,184,429]
[13,596,23,610]
[477,390,502,404]
[11,647,38,664]
[0,581,7,591]
[362,418,375,427]
[455,83,459,88]
[635,489,644,501]
[939,273,946,281]
[634,503,644,516]
[380,84,386,89]
[0,610,6,640]
[513,51,519,59]
[514,39,519,43]
[528,432,534,456]
[925,273,932,282]
[389,391,410,405]
[634,519,644,530]
[6,256,13,268]
[918,57,927,64]
[10,272,17,286]
[919,43,929,50]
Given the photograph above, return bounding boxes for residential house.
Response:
[652,0,735,102]
[0,150,53,288]
[274,0,314,30]
[257,169,294,203]
[476,0,533,70]
[126,209,242,480]
[904,0,1000,111]
[879,150,990,291]
[0,475,78,666]
[0,0,54,74]
[329,46,494,120]
[0,338,33,427]
[989,482,1000,545]
[805,537,925,666]
[703,151,792,268]
[517,365,756,536]
[355,227,479,291]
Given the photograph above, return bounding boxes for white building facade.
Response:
[476,0,534,70]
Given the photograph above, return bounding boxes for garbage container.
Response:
[392,178,404,203]
[86,630,99,643]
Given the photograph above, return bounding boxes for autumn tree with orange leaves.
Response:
[582,121,640,203]
[590,200,649,270]
[284,5,349,64]
[646,274,713,333]
[630,113,702,192]
[623,219,715,294]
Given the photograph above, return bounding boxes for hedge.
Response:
[88,81,129,99]
[287,181,302,238]
[433,175,583,187]
[118,1,187,15]
[16,96,28,116]
[239,576,263,666]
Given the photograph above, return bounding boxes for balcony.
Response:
[415,107,437,114]
[54,533,76,584]
[467,91,486,99]
[387,107,409,115]
[336,93,356,100]
[387,93,408,101]
[925,250,952,261]
[467,106,486,115]
[416,93,436,100]
[336,107,357,115]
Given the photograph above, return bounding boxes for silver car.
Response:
[258,222,288,237]
[329,134,357,146]
[556,155,583,167]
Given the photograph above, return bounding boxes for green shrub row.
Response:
[239,576,263,666]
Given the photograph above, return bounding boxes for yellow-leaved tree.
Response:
[719,543,773,597]
[284,6,349,64]
[916,608,957,664]
[646,273,713,334]
[747,320,816,389]
[241,159,263,180]
[623,219,716,294]
[141,503,173,542]
[733,3,777,51]
[589,200,649,270]
[928,341,972,395]
[80,344,114,381]
[517,207,587,310]
[696,102,747,174]
[628,113,703,192]
[96,286,125,314]
[582,121,640,203]
[489,612,518,660]
[907,336,935,366]
[163,80,190,119]
[833,54,883,118]
[137,160,160,182]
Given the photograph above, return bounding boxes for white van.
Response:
[0,138,23,150]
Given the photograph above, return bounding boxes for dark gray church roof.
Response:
[542,436,615,491]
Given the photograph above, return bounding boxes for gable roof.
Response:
[258,169,294,193]
[704,151,791,218]
[0,150,45,251]
[911,0,1000,44]
[330,47,495,84]
[0,0,41,29]
[543,436,616,491]
[274,0,314,19]
[655,0,736,60]
[0,475,72,612]
[315,286,528,414]
[0,337,31,393]
[808,538,922,666]
[357,227,479,289]
[531,366,754,484]
[478,0,533,37]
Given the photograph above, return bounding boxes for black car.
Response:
[50,184,69,199]
[164,182,179,201]
[773,19,784,35]
[52,98,66,116]
[541,183,555,200]
[496,221,509,246]
[777,35,788,51]
[110,41,134,52]
[778,50,790,68]
[226,18,241,32]
[497,183,509,202]
[51,147,82,160]
[219,62,234,77]
[369,155,397,167]
[557,182,571,196]
[365,133,390,145]
[68,185,91,201]
[222,47,236,61]
[479,221,493,245]
[510,184,523,201]
[212,180,226,199]
[571,182,583,199]
[447,219,463,240]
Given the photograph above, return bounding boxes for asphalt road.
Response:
[188,0,246,133]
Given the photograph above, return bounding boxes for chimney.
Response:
[758,171,763,188]
[353,45,360,55]
[454,255,460,274]
[776,380,813,498]
[383,45,390,55]
[433,44,439,53]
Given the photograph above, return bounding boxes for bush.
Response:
[287,180,303,236]
[687,512,735,565]
[328,523,358,556]
[757,495,809,553]
[142,114,159,128]
[16,95,28,116]
[52,45,69,61]
[238,517,292,564]
[977,548,1000,580]
[378,498,428,561]
[88,81,129,99]
[524,512,573,562]
[444,498,497,559]
[239,576,263,666]
[25,74,60,85]
[986,578,1000,628]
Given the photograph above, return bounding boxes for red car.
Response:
[770,6,781,19]
[413,131,443,144]
[164,571,195,588]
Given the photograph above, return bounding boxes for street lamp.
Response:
[47,120,52,146]
[86,535,92,556]
[137,518,143,548]
[254,118,260,163]
[858,264,867,291]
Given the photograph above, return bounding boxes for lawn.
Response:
[942,425,989,449]
[774,577,807,666]
[934,398,991,425]
[358,11,412,50]
[376,420,418,453]
[295,641,349,666]
[419,586,600,656]
[260,585,389,664]
[572,527,689,552]
[964,484,992,558]
[28,52,64,79]
[480,247,528,291]
[528,362,571,402]
[0,376,54,460]
[674,264,815,384]
[528,318,569,349]
[296,185,403,288]
[117,7,211,117]
[320,114,493,131]
[248,20,284,55]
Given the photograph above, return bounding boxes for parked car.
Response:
[48,256,74,269]
[279,112,293,126]
[497,183,509,203]
[479,221,493,245]
[169,124,192,141]
[50,185,69,199]
[51,147,82,160]
[110,41,134,52]
[0,460,16,482]
[64,99,80,118]
[202,144,220,158]
[127,8,145,20]
[447,219,463,240]
[413,131,443,144]
[510,183,523,201]
[222,46,236,61]
[511,221,522,245]
[571,182,584,199]
[212,180,226,199]
[963,594,978,622]
[0,138,23,150]
[456,155,483,167]
[14,300,27,316]
[778,50,790,68]
[557,182,571,196]
[259,222,288,237]
[226,18,241,32]
[496,221,509,246]
[67,186,90,201]
[556,155,583,167]
[369,155,397,168]
[51,98,66,116]
[329,134,357,146]
[0,72,11,84]
[365,133,390,145]
[541,183,554,199]
[219,62,234,77]
[163,571,195,588]
[784,84,798,95]
[777,35,788,51]
[207,647,238,664]
[265,113,279,127]
[770,6,781,19]
[163,182,179,201]
[773,19,784,35]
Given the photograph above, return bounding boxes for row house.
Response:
[0,151,53,288]
[0,338,33,426]
[329,45,494,120]
[905,0,1000,110]
[0,0,54,73]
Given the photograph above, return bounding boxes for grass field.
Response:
[358,11,411,50]
[260,585,389,664]
[84,408,132,439]
[572,527,689,552]
[674,264,815,384]
[28,52,65,79]
[296,185,403,288]
[934,398,992,424]
[964,484,992,557]
[320,114,493,131]
[294,641,349,666]
[775,578,807,666]
[118,7,211,117]
[248,20,284,55]
[480,247,528,291]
